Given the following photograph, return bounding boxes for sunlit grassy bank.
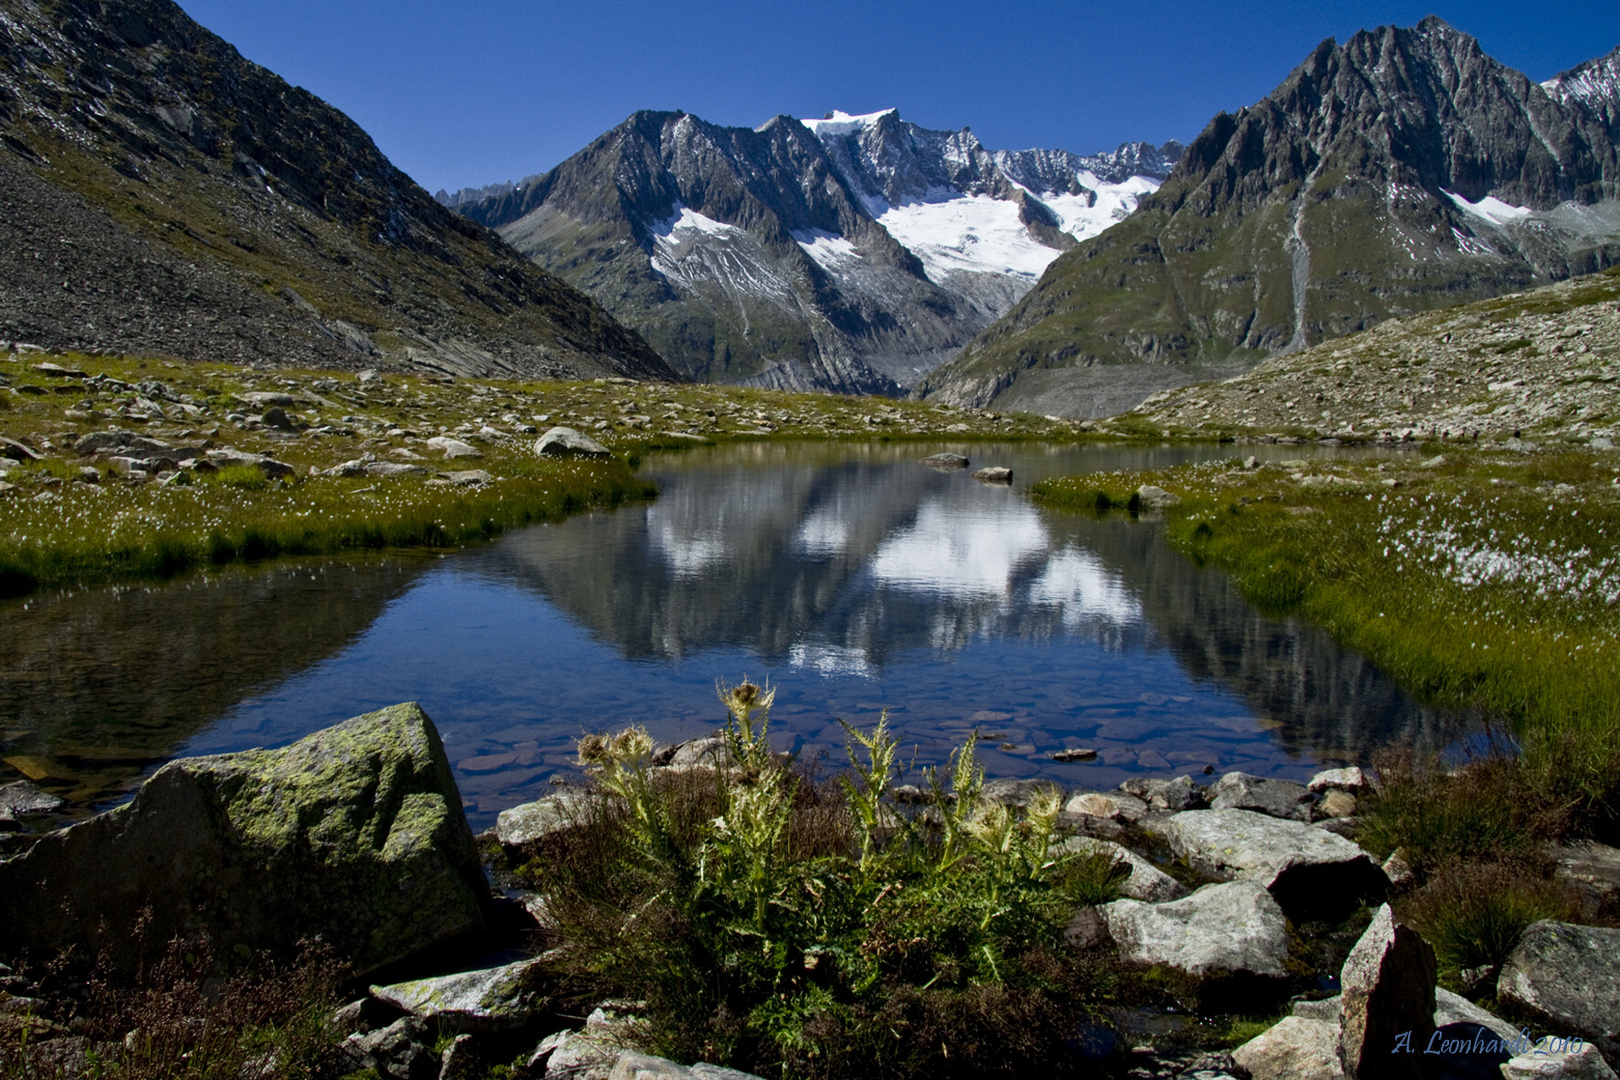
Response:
[1035,448,1620,839]
[0,349,1083,593]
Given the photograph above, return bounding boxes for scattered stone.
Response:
[1210,772,1314,822]
[206,448,293,478]
[1177,1050,1250,1080]
[240,392,297,408]
[370,957,544,1033]
[971,466,1012,484]
[30,362,88,378]
[426,436,482,459]
[495,790,597,847]
[443,469,492,486]
[535,426,611,458]
[0,703,490,976]
[1120,775,1207,812]
[325,458,369,477]
[1101,880,1290,980]
[1052,747,1099,763]
[260,406,296,430]
[1337,904,1437,1080]
[1064,791,1149,824]
[1148,808,1387,920]
[1232,1016,1344,1080]
[920,452,969,470]
[1307,767,1371,794]
[1498,921,1620,1062]
[544,1005,642,1080]
[653,736,728,770]
[331,996,401,1036]
[367,462,427,478]
[0,437,40,462]
[1053,836,1188,902]
[1135,484,1182,510]
[1500,1038,1618,1079]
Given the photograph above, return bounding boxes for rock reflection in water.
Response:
[0,555,434,815]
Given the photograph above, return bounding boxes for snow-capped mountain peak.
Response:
[800,108,899,138]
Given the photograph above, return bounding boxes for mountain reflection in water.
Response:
[3,442,1461,829]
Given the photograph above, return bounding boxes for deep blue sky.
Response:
[175,0,1620,196]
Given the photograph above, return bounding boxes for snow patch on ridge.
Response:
[801,108,897,138]
[1444,190,1534,227]
[649,204,743,244]
[792,228,863,271]
[1026,171,1161,240]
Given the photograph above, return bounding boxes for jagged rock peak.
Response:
[1544,44,1620,120]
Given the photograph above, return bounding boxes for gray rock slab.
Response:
[207,448,294,478]
[427,436,482,459]
[971,466,1012,484]
[0,703,489,976]
[920,453,969,470]
[1102,880,1289,979]
[535,426,610,458]
[1135,484,1182,510]
[1147,808,1386,919]
[370,957,544,1033]
[367,461,428,478]
[1499,920,1620,1062]
[1337,904,1436,1080]
[1231,1015,1345,1080]
[1308,767,1370,794]
[1064,791,1149,824]
[1210,772,1314,822]
[1052,836,1188,902]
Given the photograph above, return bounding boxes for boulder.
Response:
[1500,1038,1618,1079]
[971,466,1013,484]
[260,406,297,430]
[1315,790,1359,820]
[1308,767,1371,794]
[1053,836,1187,902]
[1121,775,1207,812]
[367,462,427,478]
[240,392,297,408]
[0,703,489,975]
[920,453,969,470]
[1210,772,1314,822]
[1051,747,1099,763]
[207,448,294,478]
[535,427,611,458]
[655,736,729,770]
[427,436,482,460]
[544,1006,640,1080]
[1135,485,1182,510]
[1551,841,1620,919]
[0,779,62,818]
[442,469,492,485]
[341,1016,439,1080]
[0,437,40,462]
[1232,1015,1345,1080]
[496,790,597,847]
[1147,809,1387,920]
[609,1051,766,1080]
[370,957,544,1033]
[1433,988,1516,1041]
[1064,791,1149,824]
[1337,904,1436,1080]
[1498,921,1620,1062]
[1101,881,1289,980]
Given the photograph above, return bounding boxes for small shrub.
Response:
[208,463,267,490]
[524,682,1120,1079]
[1402,862,1578,986]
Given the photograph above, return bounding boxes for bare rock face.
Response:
[1336,905,1436,1080]
[0,703,489,975]
[1498,920,1620,1063]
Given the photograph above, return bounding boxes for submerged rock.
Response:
[0,703,489,975]
[971,466,1012,484]
[920,452,969,470]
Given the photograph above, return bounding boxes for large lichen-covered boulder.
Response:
[0,703,489,974]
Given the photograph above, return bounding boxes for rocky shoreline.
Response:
[2,706,1617,1079]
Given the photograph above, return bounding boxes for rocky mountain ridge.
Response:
[449,108,1179,394]
[920,18,1620,418]
[0,0,676,382]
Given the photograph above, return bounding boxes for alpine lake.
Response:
[0,439,1460,831]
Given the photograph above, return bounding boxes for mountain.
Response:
[920,19,1620,418]
[0,0,676,382]
[449,109,1179,394]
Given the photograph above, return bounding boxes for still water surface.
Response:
[1,441,1459,828]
